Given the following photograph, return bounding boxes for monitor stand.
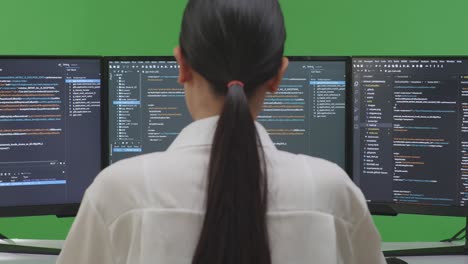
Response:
[0,234,61,255]
[384,217,468,257]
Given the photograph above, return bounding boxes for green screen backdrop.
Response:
[0,0,467,242]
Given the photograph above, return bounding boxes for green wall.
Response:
[1,0,468,242]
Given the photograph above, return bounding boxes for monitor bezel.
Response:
[102,56,352,170]
[349,55,468,217]
[0,55,105,217]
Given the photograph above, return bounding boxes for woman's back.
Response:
[58,0,386,262]
[57,116,385,264]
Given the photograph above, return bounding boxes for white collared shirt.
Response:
[57,116,386,264]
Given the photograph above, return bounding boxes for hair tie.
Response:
[227,81,244,88]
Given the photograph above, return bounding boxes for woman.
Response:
[57,0,386,263]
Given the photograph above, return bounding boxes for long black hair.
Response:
[179,0,286,263]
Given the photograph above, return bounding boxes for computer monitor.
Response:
[351,56,468,216]
[106,56,349,169]
[0,56,103,217]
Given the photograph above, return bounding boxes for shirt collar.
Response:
[167,115,276,151]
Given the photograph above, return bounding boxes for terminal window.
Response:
[108,59,347,168]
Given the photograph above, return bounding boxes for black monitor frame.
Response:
[349,56,468,217]
[103,56,352,170]
[0,55,105,218]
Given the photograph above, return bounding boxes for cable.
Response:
[440,227,466,243]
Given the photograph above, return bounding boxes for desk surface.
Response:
[383,242,468,264]
[1,240,468,263]
[0,240,60,264]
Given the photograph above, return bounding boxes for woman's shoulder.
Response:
[269,150,350,186]
[94,152,163,188]
[269,151,368,224]
[302,154,368,224]
[83,152,167,223]
[83,148,209,223]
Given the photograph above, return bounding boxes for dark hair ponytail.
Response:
[179,0,286,263]
[194,83,270,264]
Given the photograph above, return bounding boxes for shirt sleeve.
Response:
[350,211,387,264]
[56,193,115,264]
